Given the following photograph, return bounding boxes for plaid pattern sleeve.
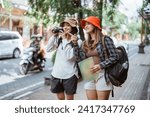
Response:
[73,44,87,62]
[99,36,119,69]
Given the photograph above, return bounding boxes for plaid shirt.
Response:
[73,36,119,69]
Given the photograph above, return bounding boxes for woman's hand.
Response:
[71,34,78,44]
[90,64,101,73]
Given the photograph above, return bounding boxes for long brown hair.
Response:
[82,28,103,52]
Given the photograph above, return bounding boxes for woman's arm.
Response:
[73,42,87,62]
[63,40,87,61]
[46,35,59,52]
[100,36,119,69]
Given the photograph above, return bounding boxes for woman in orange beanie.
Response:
[73,16,119,100]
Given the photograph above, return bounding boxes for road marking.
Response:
[13,91,33,100]
[0,74,32,85]
[0,81,44,100]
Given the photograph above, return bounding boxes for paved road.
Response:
[0,57,52,99]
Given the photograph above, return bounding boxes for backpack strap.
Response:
[102,36,109,59]
[112,90,114,97]
[57,37,62,47]
[102,36,114,97]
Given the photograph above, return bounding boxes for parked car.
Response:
[0,31,23,58]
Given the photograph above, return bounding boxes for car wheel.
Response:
[13,49,20,58]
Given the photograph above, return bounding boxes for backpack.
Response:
[102,36,129,87]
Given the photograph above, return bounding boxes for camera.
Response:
[52,27,63,33]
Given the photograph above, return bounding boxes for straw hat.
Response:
[60,18,78,33]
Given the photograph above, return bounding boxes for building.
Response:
[0,0,32,41]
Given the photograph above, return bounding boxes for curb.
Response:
[44,76,52,86]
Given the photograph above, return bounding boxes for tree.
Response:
[28,0,121,24]
[1,0,13,11]
[127,20,141,40]
[28,0,121,39]
[93,0,120,27]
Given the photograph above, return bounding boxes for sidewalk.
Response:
[24,46,150,100]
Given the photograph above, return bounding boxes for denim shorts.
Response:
[50,75,78,95]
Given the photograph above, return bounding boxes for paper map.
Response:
[78,57,99,80]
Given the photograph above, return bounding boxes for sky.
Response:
[86,0,143,18]
[119,0,143,18]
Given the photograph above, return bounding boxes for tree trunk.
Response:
[77,0,84,40]
[97,0,103,28]
[78,11,85,40]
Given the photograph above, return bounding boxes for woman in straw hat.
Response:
[73,16,119,100]
[46,18,81,100]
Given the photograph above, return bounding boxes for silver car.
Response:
[0,31,23,58]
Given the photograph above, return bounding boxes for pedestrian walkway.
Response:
[23,46,150,100]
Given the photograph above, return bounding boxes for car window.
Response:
[0,33,19,41]
[11,33,19,39]
[0,34,11,41]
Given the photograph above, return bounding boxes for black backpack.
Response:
[102,36,129,87]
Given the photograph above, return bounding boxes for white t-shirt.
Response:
[46,35,78,79]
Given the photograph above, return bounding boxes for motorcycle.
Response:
[19,35,45,75]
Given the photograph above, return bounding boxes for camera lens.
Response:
[52,27,63,33]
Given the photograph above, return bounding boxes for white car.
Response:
[0,31,23,58]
